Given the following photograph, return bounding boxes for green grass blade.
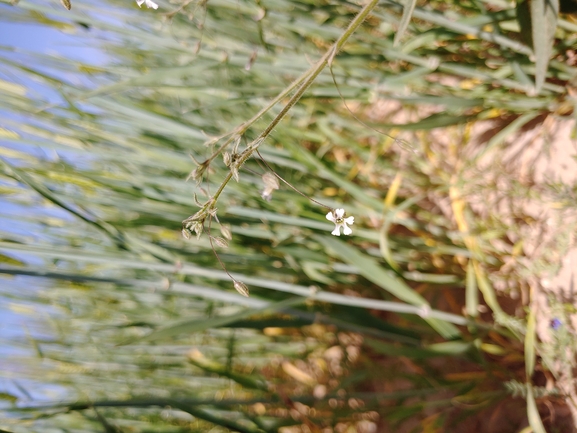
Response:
[526,383,547,433]
[525,307,537,378]
[315,235,461,338]
[529,0,559,93]
[393,0,417,47]
[0,263,471,326]
[316,235,427,305]
[379,195,422,272]
[465,260,478,318]
[137,296,307,343]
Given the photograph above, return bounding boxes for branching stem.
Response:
[202,0,380,211]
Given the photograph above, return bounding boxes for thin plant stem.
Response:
[255,149,332,210]
[206,215,234,281]
[203,56,316,165]
[203,0,380,211]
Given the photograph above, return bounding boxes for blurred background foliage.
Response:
[0,0,576,431]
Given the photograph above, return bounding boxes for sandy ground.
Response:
[465,115,577,430]
[368,97,577,430]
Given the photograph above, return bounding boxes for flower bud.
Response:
[233,281,249,297]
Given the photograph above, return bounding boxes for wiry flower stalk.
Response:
[254,149,331,210]
[181,0,377,291]
[205,214,250,298]
[181,0,379,213]
[254,150,356,237]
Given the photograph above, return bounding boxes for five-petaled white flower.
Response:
[136,0,158,9]
[326,208,354,236]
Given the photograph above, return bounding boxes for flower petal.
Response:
[344,216,354,225]
[261,189,272,201]
[326,211,335,222]
[335,208,345,218]
[145,0,159,8]
[342,225,352,235]
[331,227,341,236]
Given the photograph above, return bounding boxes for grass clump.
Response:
[1,0,577,431]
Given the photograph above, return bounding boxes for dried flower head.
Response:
[223,152,241,182]
[261,172,279,201]
[182,205,212,240]
[186,159,210,183]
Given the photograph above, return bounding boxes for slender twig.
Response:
[327,57,417,152]
[200,0,380,211]
[255,149,331,210]
[206,215,233,281]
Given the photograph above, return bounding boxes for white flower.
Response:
[326,208,354,236]
[136,0,158,9]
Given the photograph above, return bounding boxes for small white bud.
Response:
[220,224,232,240]
[261,172,279,201]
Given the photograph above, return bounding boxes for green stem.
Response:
[210,171,234,207]
[249,0,380,149]
[204,59,310,165]
[209,0,380,206]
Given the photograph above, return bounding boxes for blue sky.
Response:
[0,2,108,63]
[0,7,110,405]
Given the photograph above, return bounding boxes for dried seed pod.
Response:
[212,236,229,248]
[182,228,192,240]
[220,224,232,240]
[223,152,231,167]
[233,281,249,297]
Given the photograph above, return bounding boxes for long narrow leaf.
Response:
[137,296,307,343]
[394,0,418,46]
[529,0,559,92]
[315,235,461,338]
